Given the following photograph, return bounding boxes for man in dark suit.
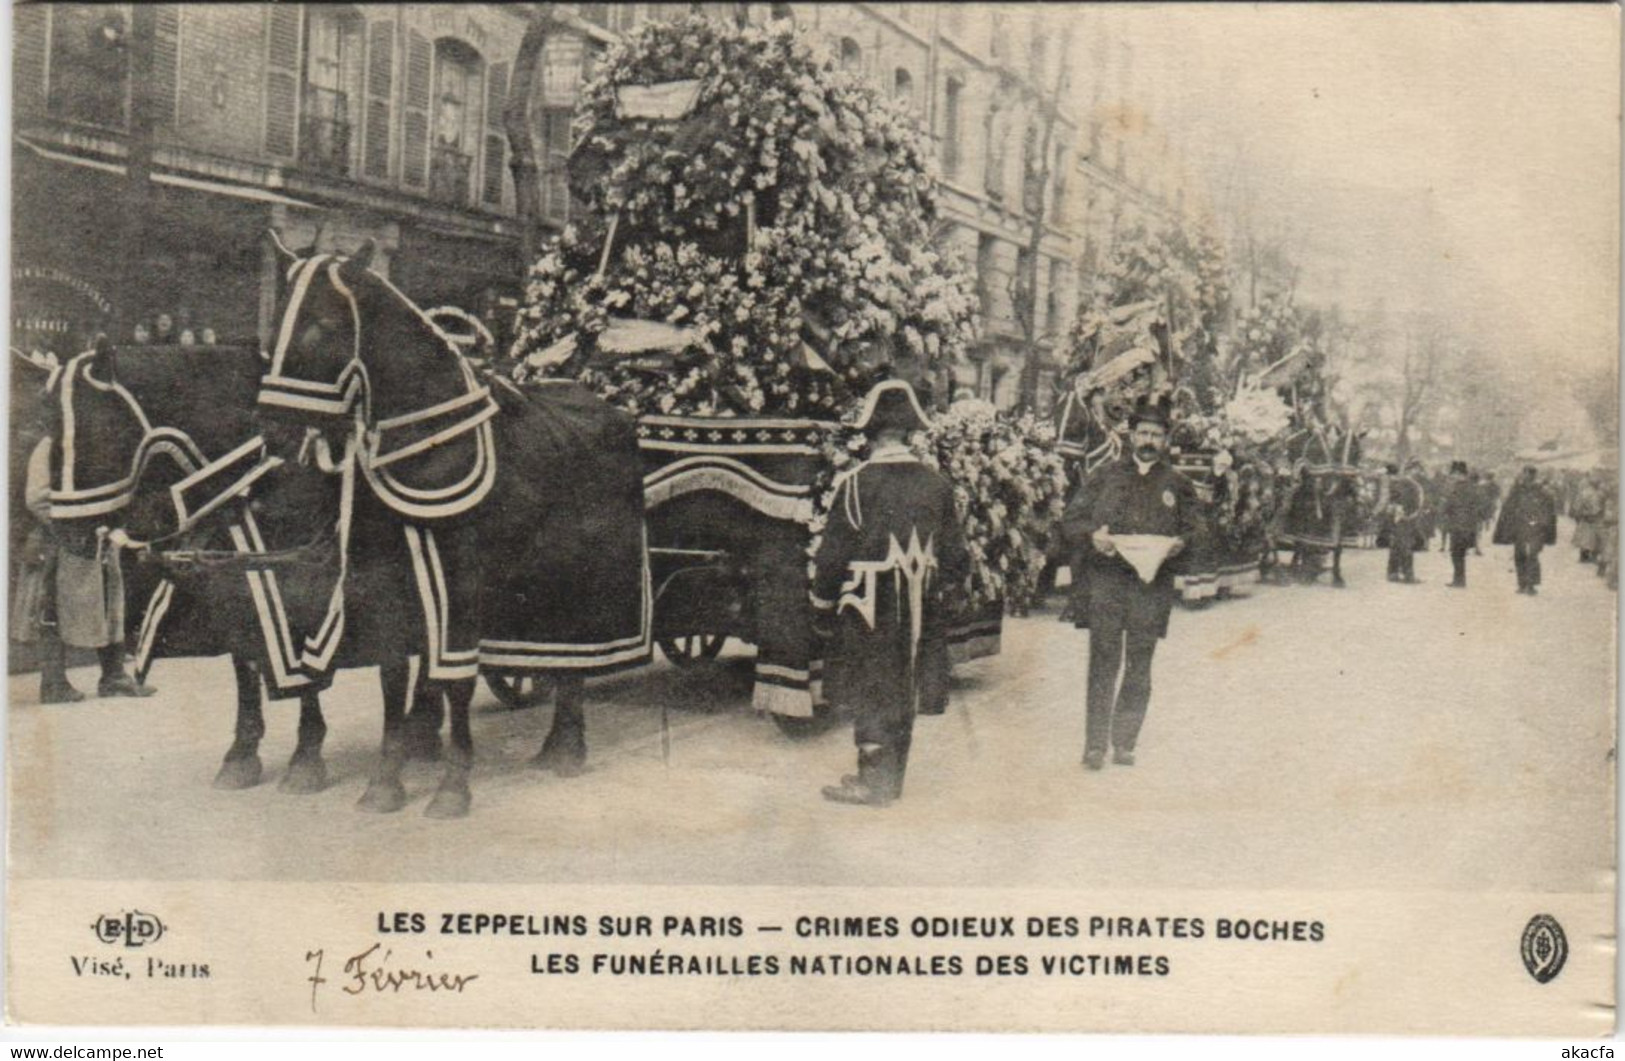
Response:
[1494,465,1558,595]
[1062,395,1200,771]
[1381,462,1426,583]
[1442,460,1480,588]
[813,380,968,807]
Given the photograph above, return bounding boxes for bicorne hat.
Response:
[1128,394,1172,430]
[854,379,931,435]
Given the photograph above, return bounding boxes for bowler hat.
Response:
[1449,460,1469,475]
[1128,394,1172,430]
[854,379,931,435]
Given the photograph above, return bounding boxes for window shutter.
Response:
[152,6,180,134]
[401,31,432,188]
[363,18,395,179]
[482,61,508,206]
[264,6,302,158]
[13,5,48,117]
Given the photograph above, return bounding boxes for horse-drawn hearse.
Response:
[30,228,1006,816]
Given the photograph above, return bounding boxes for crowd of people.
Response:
[128,309,220,347]
[1370,459,1617,595]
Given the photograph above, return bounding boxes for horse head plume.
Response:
[90,332,117,382]
[267,224,332,272]
[267,228,301,273]
[338,238,378,284]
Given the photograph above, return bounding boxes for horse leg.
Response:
[404,666,446,762]
[280,690,330,794]
[425,678,476,819]
[531,674,587,777]
[214,656,266,790]
[357,657,411,813]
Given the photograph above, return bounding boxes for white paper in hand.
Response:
[1111,534,1180,583]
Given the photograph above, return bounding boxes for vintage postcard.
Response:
[6,1,1617,1037]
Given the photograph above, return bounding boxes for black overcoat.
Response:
[1061,456,1201,639]
[1493,481,1558,548]
[812,450,968,713]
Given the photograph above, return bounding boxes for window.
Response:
[48,5,131,128]
[1051,144,1068,223]
[1014,247,1034,325]
[431,39,484,205]
[976,234,999,320]
[893,67,913,109]
[1029,15,1048,83]
[583,4,639,32]
[989,11,1008,60]
[942,77,963,179]
[302,7,364,175]
[984,97,1007,200]
[770,4,795,22]
[1046,259,1064,337]
[540,107,574,222]
[1021,122,1042,214]
[839,38,862,74]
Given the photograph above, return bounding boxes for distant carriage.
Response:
[1270,425,1368,585]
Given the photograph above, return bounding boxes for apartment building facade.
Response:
[12,3,1118,414]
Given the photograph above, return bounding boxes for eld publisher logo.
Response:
[1520,913,1568,984]
[92,910,166,948]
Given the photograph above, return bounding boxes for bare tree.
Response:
[1572,364,1620,450]
[1013,17,1074,410]
[1393,321,1447,464]
[504,5,554,269]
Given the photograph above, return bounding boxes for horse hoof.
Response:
[279,757,329,795]
[424,785,471,819]
[356,778,407,814]
[530,750,588,777]
[213,754,263,791]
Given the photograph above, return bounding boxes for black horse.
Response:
[256,236,652,818]
[38,341,444,793]
[1272,427,1365,587]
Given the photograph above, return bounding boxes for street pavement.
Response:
[8,532,1615,891]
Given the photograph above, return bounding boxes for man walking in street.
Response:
[813,379,968,807]
[1381,461,1426,583]
[1442,460,1480,588]
[1494,465,1558,595]
[1062,395,1199,771]
[1573,474,1605,564]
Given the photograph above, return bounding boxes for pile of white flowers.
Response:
[1223,387,1295,446]
[508,14,978,418]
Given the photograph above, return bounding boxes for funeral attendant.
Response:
[1494,465,1558,595]
[1441,460,1480,588]
[812,379,968,807]
[14,434,155,702]
[1061,395,1200,770]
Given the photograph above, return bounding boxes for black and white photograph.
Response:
[5,0,1618,1039]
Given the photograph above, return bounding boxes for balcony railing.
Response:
[300,87,353,176]
[430,145,473,205]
